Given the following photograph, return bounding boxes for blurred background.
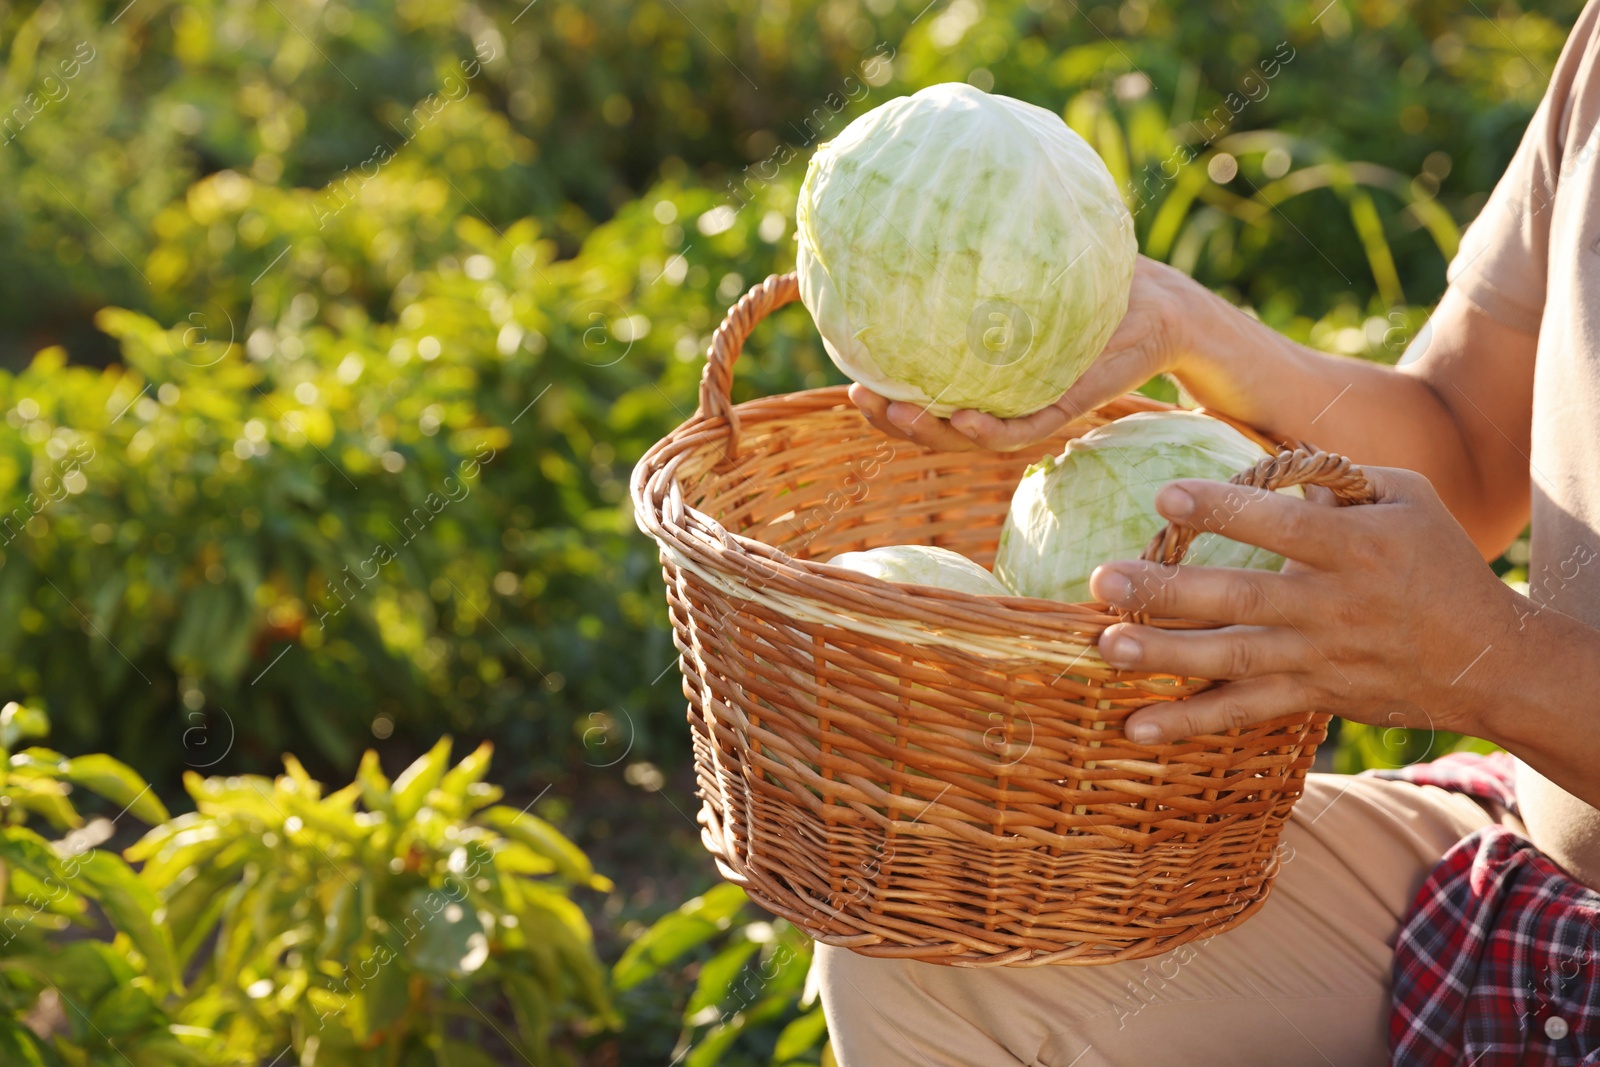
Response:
[0,0,1565,1063]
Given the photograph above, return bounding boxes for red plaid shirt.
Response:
[1372,753,1600,1066]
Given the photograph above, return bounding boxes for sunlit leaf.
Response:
[479,805,603,889]
[774,1008,830,1061]
[61,755,169,825]
[74,851,179,995]
[684,938,759,1018]
[391,737,453,821]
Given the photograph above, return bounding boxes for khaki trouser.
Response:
[816,774,1500,1067]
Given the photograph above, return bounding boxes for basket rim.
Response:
[633,388,1235,630]
[632,386,1252,672]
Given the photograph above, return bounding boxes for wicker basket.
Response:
[630,273,1375,966]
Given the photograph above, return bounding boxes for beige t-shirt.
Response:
[1447,0,1600,887]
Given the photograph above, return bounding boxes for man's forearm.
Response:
[1170,284,1534,557]
[1471,599,1600,809]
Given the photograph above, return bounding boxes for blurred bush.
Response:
[129,738,614,1065]
[0,176,816,787]
[0,0,1561,791]
[609,884,825,1067]
[0,701,213,1066]
[0,0,1569,1060]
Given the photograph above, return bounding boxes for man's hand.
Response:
[849,256,1192,452]
[1086,466,1518,745]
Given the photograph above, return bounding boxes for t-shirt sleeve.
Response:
[1446,1,1600,334]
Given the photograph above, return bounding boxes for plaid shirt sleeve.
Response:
[1373,755,1600,1067]
[1368,750,1520,814]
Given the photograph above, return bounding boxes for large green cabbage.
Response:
[796,82,1136,419]
[994,411,1301,603]
[827,545,1009,596]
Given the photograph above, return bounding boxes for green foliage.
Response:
[0,702,622,1065]
[610,885,825,1067]
[0,702,213,1067]
[0,0,1554,1060]
[0,0,1568,786]
[0,2,1555,1057]
[0,0,1561,793]
[126,738,616,1065]
[1333,721,1505,774]
[0,172,818,785]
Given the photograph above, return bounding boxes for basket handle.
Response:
[695,273,802,455]
[1139,447,1377,568]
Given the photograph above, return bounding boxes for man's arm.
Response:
[1169,282,1538,560]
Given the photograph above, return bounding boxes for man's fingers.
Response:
[948,405,1070,452]
[1153,479,1346,568]
[848,385,978,450]
[947,406,1061,451]
[1153,463,1435,569]
[885,401,985,451]
[1098,621,1301,680]
[1121,676,1308,745]
[1089,564,1296,625]
[848,382,1077,453]
[848,384,909,439]
[1348,464,1433,507]
[1055,351,1150,424]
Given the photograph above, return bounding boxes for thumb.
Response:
[949,404,1070,451]
[1339,463,1434,507]
[1055,345,1164,423]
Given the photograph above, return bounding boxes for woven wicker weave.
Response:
[631,273,1376,966]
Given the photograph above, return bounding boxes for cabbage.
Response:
[827,545,1009,596]
[796,82,1136,419]
[994,411,1301,603]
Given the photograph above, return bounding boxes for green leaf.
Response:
[62,755,169,825]
[281,754,323,802]
[611,884,750,991]
[316,878,365,962]
[517,899,613,1021]
[439,1039,511,1067]
[163,863,242,971]
[685,938,759,1017]
[0,826,68,884]
[73,851,179,995]
[356,751,391,813]
[686,1018,746,1067]
[88,983,156,1036]
[391,737,452,821]
[401,887,487,978]
[480,806,603,889]
[363,949,410,1038]
[11,778,80,831]
[757,928,815,999]
[125,1036,218,1067]
[773,1008,829,1061]
[46,940,128,1006]
[7,864,88,920]
[613,917,722,992]
[184,773,284,824]
[8,748,67,775]
[501,970,552,1063]
[124,819,227,888]
[437,741,494,802]
[0,703,50,754]
[486,841,556,877]
[746,990,800,1026]
[0,1018,48,1067]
